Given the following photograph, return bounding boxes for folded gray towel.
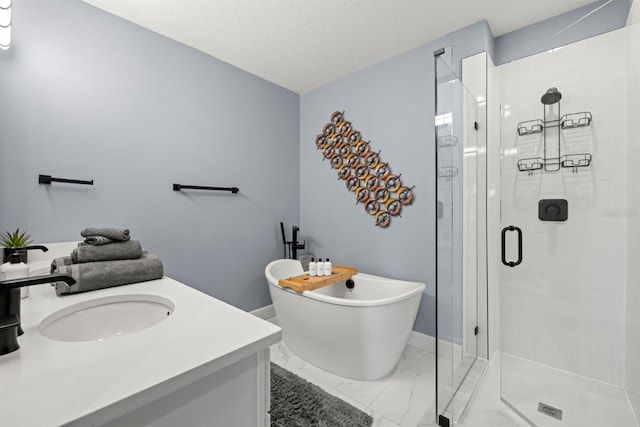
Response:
[80,227,130,241]
[50,256,73,274]
[53,253,164,296]
[71,240,143,263]
[82,236,116,246]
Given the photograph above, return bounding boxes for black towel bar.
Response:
[39,175,94,186]
[173,184,239,194]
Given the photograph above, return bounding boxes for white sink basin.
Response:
[39,294,174,342]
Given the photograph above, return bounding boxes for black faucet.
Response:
[291,226,305,260]
[0,273,76,356]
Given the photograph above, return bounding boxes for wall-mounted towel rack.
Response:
[39,174,94,186]
[173,184,239,194]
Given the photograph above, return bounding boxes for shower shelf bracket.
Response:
[515,89,593,174]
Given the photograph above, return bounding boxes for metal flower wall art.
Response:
[315,111,414,228]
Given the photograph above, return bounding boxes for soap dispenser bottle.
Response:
[316,258,324,277]
[309,258,317,277]
[0,246,49,299]
[0,252,29,298]
[324,258,332,276]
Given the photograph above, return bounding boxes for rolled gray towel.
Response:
[53,253,164,296]
[71,240,143,263]
[83,236,116,246]
[80,227,130,241]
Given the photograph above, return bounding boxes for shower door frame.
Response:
[434,48,489,426]
[491,24,636,426]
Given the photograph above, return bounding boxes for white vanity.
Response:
[0,243,281,426]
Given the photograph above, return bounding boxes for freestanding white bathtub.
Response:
[265,259,425,380]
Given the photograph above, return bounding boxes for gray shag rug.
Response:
[270,363,373,427]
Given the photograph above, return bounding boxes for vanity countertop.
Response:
[0,265,281,426]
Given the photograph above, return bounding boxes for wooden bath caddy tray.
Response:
[278,265,357,292]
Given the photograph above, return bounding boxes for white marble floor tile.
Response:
[371,415,403,427]
[272,341,393,408]
[368,366,434,426]
[398,345,436,370]
[462,353,639,427]
[270,338,426,427]
[270,341,307,373]
[268,317,637,427]
[461,354,529,427]
[304,365,392,409]
[498,353,637,426]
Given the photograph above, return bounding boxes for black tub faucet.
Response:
[291,226,305,260]
[0,273,76,356]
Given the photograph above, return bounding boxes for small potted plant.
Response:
[1,228,33,264]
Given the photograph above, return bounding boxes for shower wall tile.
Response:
[571,339,592,377]
[626,20,640,419]
[592,289,618,310]
[518,310,536,360]
[592,363,614,384]
[498,27,628,386]
[591,338,613,369]
[629,0,639,26]
[552,325,572,371]
[613,348,625,386]
[549,283,571,303]
[501,304,524,355]
[592,228,624,254]
[534,315,554,365]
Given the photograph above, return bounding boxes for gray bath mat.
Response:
[270,363,373,427]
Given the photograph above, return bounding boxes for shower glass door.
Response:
[434,48,481,426]
[498,23,636,426]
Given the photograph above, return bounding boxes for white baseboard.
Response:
[408,330,464,361]
[408,330,436,353]
[250,304,275,320]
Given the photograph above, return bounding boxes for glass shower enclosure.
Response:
[497,21,640,426]
[429,10,640,427]
[432,47,487,426]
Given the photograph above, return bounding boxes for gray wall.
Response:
[0,0,300,312]
[299,21,493,336]
[0,0,631,337]
[494,0,631,65]
[298,0,630,338]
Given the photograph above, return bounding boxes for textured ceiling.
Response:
[81,0,598,93]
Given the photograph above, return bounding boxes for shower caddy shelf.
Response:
[437,134,460,177]
[517,153,593,173]
[439,166,459,178]
[517,112,592,136]
[515,88,593,174]
[437,135,458,147]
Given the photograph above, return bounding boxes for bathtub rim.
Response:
[267,269,425,308]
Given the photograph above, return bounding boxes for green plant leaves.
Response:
[1,228,33,248]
